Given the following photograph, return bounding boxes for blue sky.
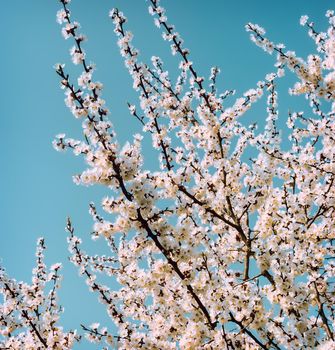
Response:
[0,0,330,348]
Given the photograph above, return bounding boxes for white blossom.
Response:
[5,1,335,349]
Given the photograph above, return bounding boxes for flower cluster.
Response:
[4,0,335,348]
[50,0,335,348]
[0,239,79,349]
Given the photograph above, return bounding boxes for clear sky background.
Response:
[0,0,330,348]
